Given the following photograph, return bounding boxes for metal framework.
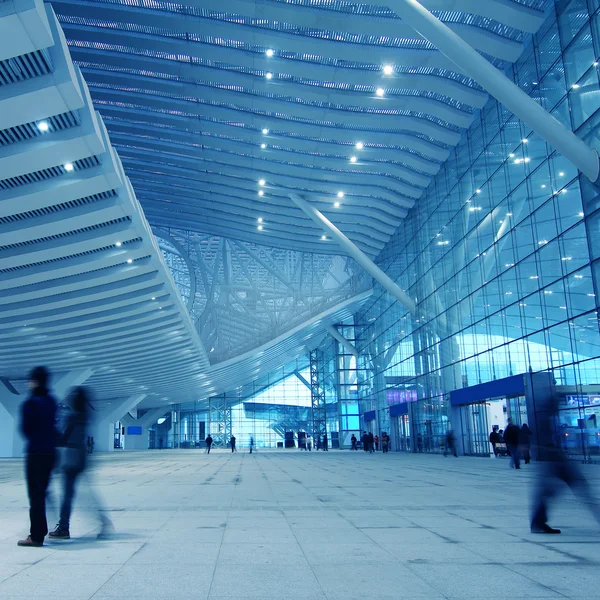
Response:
[309,349,327,449]
[207,394,232,447]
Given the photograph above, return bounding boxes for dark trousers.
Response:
[58,470,80,530]
[231,445,235,453]
[26,452,55,543]
[508,444,521,468]
[532,458,600,527]
[207,445,211,454]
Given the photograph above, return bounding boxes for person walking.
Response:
[368,432,374,454]
[230,435,236,453]
[306,435,312,451]
[443,429,458,457]
[520,424,533,465]
[350,434,357,451]
[322,433,328,451]
[18,367,58,548]
[531,394,600,534]
[249,436,254,454]
[205,435,213,454]
[49,387,113,540]
[374,435,380,452]
[504,418,521,469]
[361,432,369,452]
[489,428,501,456]
[381,432,389,453]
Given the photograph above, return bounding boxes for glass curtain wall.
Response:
[344,0,600,454]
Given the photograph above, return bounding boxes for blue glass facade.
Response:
[340,0,600,453]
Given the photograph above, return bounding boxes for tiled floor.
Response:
[1,450,600,599]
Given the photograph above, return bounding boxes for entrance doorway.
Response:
[459,394,527,456]
[393,414,410,451]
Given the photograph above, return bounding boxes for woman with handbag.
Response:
[49,387,113,540]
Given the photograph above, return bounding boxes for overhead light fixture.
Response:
[262,128,269,135]
[265,72,273,79]
[259,179,266,186]
[375,87,385,97]
[476,189,481,194]
[266,48,274,57]
[157,417,167,425]
[337,191,344,198]
[257,217,263,223]
[350,156,357,163]
[151,297,156,300]
[115,241,122,247]
[522,138,529,143]
[355,142,364,150]
[321,235,327,240]
[64,162,74,172]
[261,143,266,149]
[37,121,49,132]
[258,190,264,196]
[559,171,565,177]
[382,64,394,75]
[257,225,263,231]
[572,83,580,89]
[334,201,340,208]
[127,258,133,264]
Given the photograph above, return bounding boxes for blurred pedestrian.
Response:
[531,394,600,534]
[249,436,254,454]
[374,435,380,451]
[351,434,357,451]
[444,429,458,457]
[361,432,369,452]
[489,428,501,456]
[322,433,328,451]
[368,432,374,454]
[504,418,521,469]
[520,424,533,465]
[49,387,113,540]
[306,435,312,451]
[205,435,213,454]
[18,367,58,547]
[230,435,236,453]
[381,432,390,453]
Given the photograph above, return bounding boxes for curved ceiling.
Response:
[50,0,549,259]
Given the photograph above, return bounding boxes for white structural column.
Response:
[120,407,167,450]
[327,326,360,359]
[53,369,95,401]
[393,0,600,183]
[91,394,147,452]
[290,194,416,314]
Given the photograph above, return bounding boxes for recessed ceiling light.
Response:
[265,72,273,79]
[522,138,528,143]
[337,191,344,198]
[334,201,340,208]
[350,156,357,163]
[355,142,364,150]
[37,121,49,132]
[127,258,133,264]
[559,171,565,177]
[476,189,481,194]
[266,48,274,57]
[151,297,156,300]
[375,87,385,97]
[257,225,263,231]
[321,235,327,240]
[64,162,74,172]
[572,83,580,89]
[258,190,264,196]
[259,179,266,186]
[262,128,269,135]
[115,241,122,247]
[257,217,263,223]
[383,64,394,75]
[509,153,515,158]
[260,143,266,149]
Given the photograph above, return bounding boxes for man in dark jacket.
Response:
[18,366,57,547]
[368,432,375,454]
[205,435,213,454]
[503,418,521,469]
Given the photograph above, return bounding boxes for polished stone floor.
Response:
[1,449,600,599]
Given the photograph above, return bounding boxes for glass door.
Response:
[506,395,528,426]
[460,402,491,456]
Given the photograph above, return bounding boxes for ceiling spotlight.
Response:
[266,48,274,57]
[350,156,357,163]
[383,64,394,75]
[334,201,340,208]
[337,191,344,198]
[259,179,266,186]
[321,235,327,240]
[127,258,133,264]
[261,143,266,149]
[265,72,273,80]
[522,138,529,143]
[572,83,580,89]
[262,128,269,135]
[258,190,264,196]
[257,217,263,223]
[115,241,122,247]
[355,142,364,150]
[64,162,74,172]
[476,189,481,194]
[37,121,49,132]
[151,297,156,300]
[257,225,263,231]
[375,87,385,97]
